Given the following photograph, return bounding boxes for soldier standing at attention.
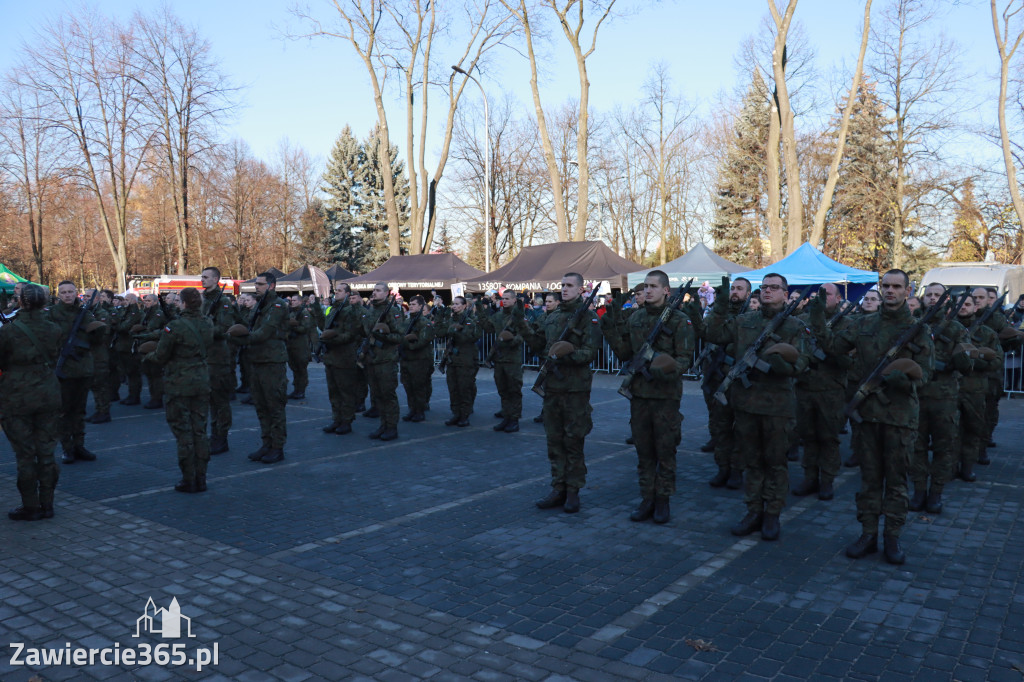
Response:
[350,290,371,415]
[705,273,809,541]
[956,295,1000,483]
[201,267,240,455]
[793,283,852,501]
[810,270,934,565]
[116,294,145,406]
[440,296,481,427]
[136,294,168,409]
[230,272,290,463]
[50,281,106,465]
[400,295,436,423]
[144,288,214,492]
[86,289,115,424]
[602,270,694,524]
[359,283,404,440]
[909,284,970,513]
[518,274,601,514]
[320,284,361,434]
[285,293,312,400]
[0,284,62,520]
[480,290,527,433]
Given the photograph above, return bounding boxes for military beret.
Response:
[763,342,799,364]
[549,340,575,358]
[884,358,923,381]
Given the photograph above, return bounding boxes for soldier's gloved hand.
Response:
[648,354,679,382]
[450,323,463,333]
[714,276,730,304]
[766,352,797,376]
[883,369,913,394]
[512,301,525,319]
[498,330,515,342]
[289,318,300,328]
[682,298,702,323]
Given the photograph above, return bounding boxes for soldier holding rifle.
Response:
[319,283,364,435]
[439,296,481,427]
[201,267,241,455]
[399,295,435,423]
[479,290,527,433]
[357,283,404,440]
[602,270,694,524]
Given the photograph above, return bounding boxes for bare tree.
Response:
[991,0,1024,234]
[767,0,805,254]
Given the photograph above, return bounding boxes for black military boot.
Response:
[630,499,654,522]
[174,478,198,493]
[260,449,284,464]
[926,489,943,514]
[334,423,352,434]
[288,390,305,400]
[457,418,470,427]
[493,411,504,419]
[493,418,510,432]
[40,503,54,519]
[363,406,380,418]
[908,486,927,512]
[409,413,425,423]
[8,506,44,521]
[247,445,270,461]
[61,449,76,464]
[700,439,716,453]
[75,446,96,461]
[959,461,976,482]
[444,417,461,426]
[730,512,763,536]
[379,429,398,441]
[844,452,861,468]
[845,533,878,559]
[323,421,342,432]
[563,488,580,514]
[209,437,229,455]
[401,413,414,422]
[761,514,780,541]
[121,396,141,406]
[818,479,834,501]
[87,412,111,424]
[503,419,519,433]
[369,427,386,439]
[709,468,729,488]
[726,470,743,490]
[625,436,635,445]
[533,413,543,423]
[535,488,566,509]
[883,534,905,565]
[652,497,670,524]
[977,451,991,465]
[791,477,819,497]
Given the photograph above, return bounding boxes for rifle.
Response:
[617,279,695,399]
[356,294,395,369]
[314,296,348,362]
[399,309,423,361]
[695,292,751,374]
[827,299,860,329]
[484,298,524,369]
[845,289,951,423]
[712,286,813,406]
[207,283,227,319]
[966,291,1007,340]
[438,309,468,375]
[237,289,269,363]
[55,289,98,379]
[531,284,601,398]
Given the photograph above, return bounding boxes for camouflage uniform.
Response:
[115,302,145,403]
[202,288,241,449]
[237,292,290,451]
[960,317,1000,477]
[814,302,934,538]
[359,299,405,434]
[602,301,694,499]
[147,308,214,486]
[0,309,62,513]
[136,304,169,406]
[400,311,435,419]
[286,303,313,396]
[320,300,363,430]
[439,310,481,423]
[705,301,810,518]
[981,309,1018,447]
[88,301,114,418]
[48,300,101,460]
[479,305,525,422]
[520,298,601,493]
[700,299,747,482]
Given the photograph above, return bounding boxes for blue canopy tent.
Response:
[735,243,878,299]
[626,243,748,289]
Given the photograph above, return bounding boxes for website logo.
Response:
[134,597,195,639]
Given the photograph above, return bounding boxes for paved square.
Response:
[1,367,1022,680]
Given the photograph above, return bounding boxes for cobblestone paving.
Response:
[0,368,1022,680]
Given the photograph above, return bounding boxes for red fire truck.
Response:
[127,274,242,297]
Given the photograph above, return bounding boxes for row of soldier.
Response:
[1,268,1019,570]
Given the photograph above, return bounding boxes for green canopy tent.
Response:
[0,264,46,293]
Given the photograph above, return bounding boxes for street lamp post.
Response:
[452,65,490,272]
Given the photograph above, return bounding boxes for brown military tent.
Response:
[239,267,287,294]
[463,241,643,293]
[345,253,484,292]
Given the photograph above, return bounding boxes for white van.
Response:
[919,263,1024,303]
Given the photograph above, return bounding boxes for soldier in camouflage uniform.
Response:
[910,284,971,514]
[479,290,527,433]
[518,273,601,514]
[0,284,62,520]
[811,270,934,565]
[231,273,290,463]
[957,295,1000,484]
[116,294,145,405]
[439,296,481,427]
[793,283,852,502]
[135,294,168,409]
[320,284,361,434]
[400,295,435,423]
[107,294,126,402]
[201,268,241,455]
[705,273,809,542]
[86,289,115,424]
[349,291,371,415]
[602,270,694,524]
[145,288,215,492]
[701,278,750,490]
[530,293,560,425]
[973,287,1018,457]
[285,294,313,400]
[358,283,404,440]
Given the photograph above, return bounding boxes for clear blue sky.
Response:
[0,0,1003,167]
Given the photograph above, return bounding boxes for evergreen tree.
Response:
[710,72,770,267]
[947,179,985,262]
[825,81,898,272]
[359,125,410,268]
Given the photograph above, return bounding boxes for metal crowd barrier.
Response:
[1006,349,1023,397]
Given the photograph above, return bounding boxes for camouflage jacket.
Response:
[114,304,145,352]
[48,300,100,379]
[604,301,694,401]
[400,311,435,364]
[359,299,405,366]
[136,305,168,343]
[90,302,114,363]
[320,300,363,368]
[699,298,746,392]
[520,296,600,393]
[962,314,1001,395]
[238,291,289,364]
[920,316,970,399]
[797,307,853,394]
[202,288,241,366]
[478,306,525,365]
[287,304,312,348]
[0,309,62,414]
[147,308,214,397]
[439,310,481,368]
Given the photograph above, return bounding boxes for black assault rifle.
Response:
[531,284,601,398]
[484,298,524,369]
[966,291,1007,340]
[356,294,395,369]
[695,292,751,377]
[845,289,951,423]
[314,296,348,362]
[617,279,695,399]
[712,286,813,406]
[438,309,468,375]
[56,289,98,379]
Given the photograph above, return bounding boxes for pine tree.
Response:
[359,125,410,268]
[825,81,898,272]
[710,72,770,267]
[947,179,985,262]
[296,197,336,267]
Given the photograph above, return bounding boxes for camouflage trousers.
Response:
[250,362,287,449]
[143,357,163,402]
[2,410,59,509]
[107,352,122,401]
[400,358,434,415]
[165,393,210,482]
[856,422,914,537]
[912,396,959,492]
[287,344,309,393]
[630,398,682,498]
[446,363,478,421]
[120,351,142,401]
[797,390,844,484]
[705,392,741,473]
[367,362,400,431]
[493,361,523,420]
[90,358,111,415]
[208,363,234,441]
[59,377,91,454]
[734,410,791,515]
[984,382,1001,443]
[958,389,987,471]
[326,363,362,426]
[543,391,592,491]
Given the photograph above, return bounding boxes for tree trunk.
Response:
[992,0,1024,238]
[766,84,784,260]
[769,0,803,255]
